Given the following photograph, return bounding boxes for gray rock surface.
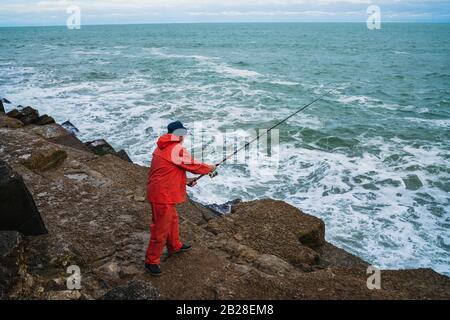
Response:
[99,280,161,300]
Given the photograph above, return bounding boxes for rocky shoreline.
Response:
[1,101,450,300]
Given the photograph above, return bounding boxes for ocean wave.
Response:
[338,95,377,104]
[213,65,261,78]
[148,48,261,79]
[393,51,410,55]
[270,80,300,86]
[147,48,217,62]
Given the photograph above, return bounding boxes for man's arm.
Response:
[176,148,215,175]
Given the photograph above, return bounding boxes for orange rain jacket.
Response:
[146,134,211,204]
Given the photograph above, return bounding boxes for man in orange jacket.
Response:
[145,121,215,276]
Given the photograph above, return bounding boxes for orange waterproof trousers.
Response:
[145,203,183,265]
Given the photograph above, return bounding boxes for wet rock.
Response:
[85,139,116,156]
[22,149,68,172]
[0,100,4,113]
[51,133,90,152]
[206,199,242,215]
[19,106,40,125]
[0,115,24,128]
[85,139,133,163]
[61,120,79,134]
[2,98,11,104]
[5,106,40,125]
[116,149,133,163]
[99,281,161,300]
[36,114,55,126]
[6,109,23,119]
[0,161,47,236]
[402,174,423,191]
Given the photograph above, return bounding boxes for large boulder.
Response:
[0,115,24,129]
[6,109,23,119]
[61,120,79,134]
[5,107,41,126]
[85,139,116,156]
[22,149,67,172]
[207,199,324,269]
[85,139,133,163]
[19,106,40,125]
[206,199,242,215]
[0,161,47,235]
[36,115,55,126]
[27,123,89,152]
[116,150,133,163]
[3,106,53,127]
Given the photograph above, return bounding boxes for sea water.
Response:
[0,23,449,275]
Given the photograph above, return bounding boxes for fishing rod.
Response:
[188,89,332,186]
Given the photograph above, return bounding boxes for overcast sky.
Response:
[0,0,449,26]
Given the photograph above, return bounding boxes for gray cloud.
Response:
[0,0,448,26]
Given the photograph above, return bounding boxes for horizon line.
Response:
[1,20,449,28]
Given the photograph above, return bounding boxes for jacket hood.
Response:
[156,134,182,150]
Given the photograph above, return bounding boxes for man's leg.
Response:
[166,205,183,254]
[145,203,172,265]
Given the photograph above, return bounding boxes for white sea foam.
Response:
[148,48,261,79]
[405,117,450,127]
[148,48,217,62]
[270,80,300,86]
[212,65,261,78]
[393,51,410,55]
[338,95,375,104]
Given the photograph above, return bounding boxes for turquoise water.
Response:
[0,23,449,275]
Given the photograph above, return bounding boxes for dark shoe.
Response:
[145,264,162,276]
[180,243,192,252]
[173,243,191,254]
